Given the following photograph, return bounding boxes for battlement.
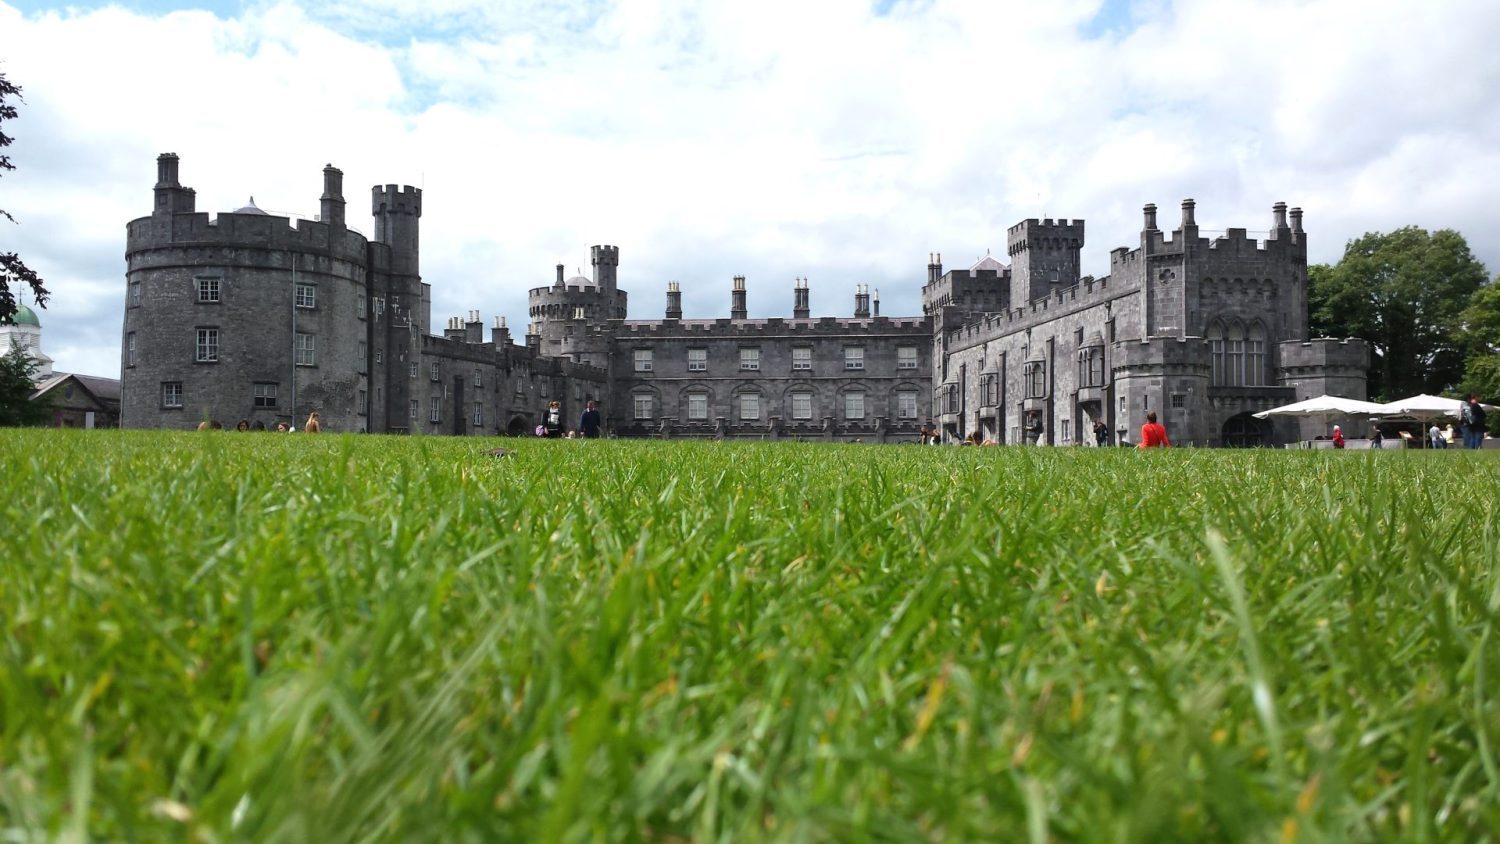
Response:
[372,184,422,217]
[126,210,370,264]
[615,315,931,338]
[944,274,1122,348]
[591,245,619,266]
[1006,217,1086,253]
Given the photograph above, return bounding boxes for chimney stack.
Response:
[1273,201,1289,232]
[1143,203,1158,231]
[1180,198,1196,230]
[731,276,748,320]
[927,253,943,285]
[320,164,346,227]
[854,284,871,318]
[666,281,683,320]
[873,288,881,318]
[493,315,512,348]
[793,277,810,319]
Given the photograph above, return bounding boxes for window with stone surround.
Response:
[195,328,219,363]
[844,347,864,370]
[791,392,812,420]
[897,346,918,369]
[688,348,707,371]
[295,283,316,309]
[687,392,709,421]
[195,277,220,303]
[792,347,812,371]
[161,381,183,408]
[295,333,316,366]
[253,382,278,408]
[740,348,760,371]
[126,332,136,367]
[897,390,918,419]
[739,393,760,421]
[633,393,654,419]
[634,349,653,372]
[844,391,866,420]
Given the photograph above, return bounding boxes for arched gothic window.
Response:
[1209,318,1269,386]
[1246,321,1267,386]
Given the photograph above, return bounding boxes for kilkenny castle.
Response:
[121,154,1365,445]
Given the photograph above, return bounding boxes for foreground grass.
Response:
[2,430,1499,842]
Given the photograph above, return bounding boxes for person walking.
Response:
[542,400,565,438]
[578,400,602,439]
[1138,411,1170,449]
[1429,423,1445,449]
[1462,393,1488,449]
[1093,419,1110,446]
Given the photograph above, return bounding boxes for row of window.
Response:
[630,390,921,422]
[129,279,322,308]
[635,346,919,373]
[126,330,320,367]
[160,380,283,409]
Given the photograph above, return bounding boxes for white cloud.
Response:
[2,0,1498,378]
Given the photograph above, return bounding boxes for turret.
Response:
[854,284,871,318]
[793,277,810,319]
[371,184,422,278]
[153,153,196,214]
[666,282,683,320]
[1007,217,1084,306]
[320,164,345,228]
[591,245,619,293]
[731,276,747,320]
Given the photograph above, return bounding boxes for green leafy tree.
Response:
[1,71,49,324]
[1308,227,1489,399]
[0,343,47,426]
[1457,276,1500,399]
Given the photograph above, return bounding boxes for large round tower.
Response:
[121,154,373,430]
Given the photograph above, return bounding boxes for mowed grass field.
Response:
[2,430,1499,842]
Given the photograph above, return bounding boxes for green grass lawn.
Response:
[2,430,1499,842]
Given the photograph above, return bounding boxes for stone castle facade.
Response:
[120,154,1365,445]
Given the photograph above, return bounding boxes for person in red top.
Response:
[1331,425,1345,449]
[1138,411,1170,448]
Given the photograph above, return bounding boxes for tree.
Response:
[1,71,49,325]
[0,343,47,426]
[1457,275,1500,399]
[1308,227,1489,400]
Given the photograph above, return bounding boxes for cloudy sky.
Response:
[2,0,1498,378]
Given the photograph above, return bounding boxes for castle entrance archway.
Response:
[1221,412,1271,448]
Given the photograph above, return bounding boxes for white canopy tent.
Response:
[1372,393,1497,422]
[1252,395,1388,421]
[1371,394,1498,446]
[1253,395,1390,446]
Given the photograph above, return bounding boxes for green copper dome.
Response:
[8,304,40,327]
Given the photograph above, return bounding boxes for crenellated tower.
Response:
[527,245,629,367]
[1007,218,1084,307]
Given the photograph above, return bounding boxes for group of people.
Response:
[197,411,320,434]
[915,413,1170,448]
[536,400,603,439]
[1424,393,1487,449]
